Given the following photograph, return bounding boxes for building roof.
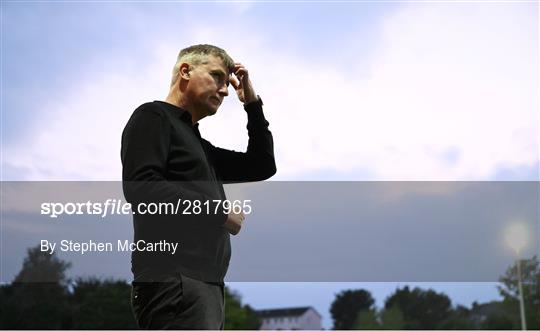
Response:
[256,306,320,319]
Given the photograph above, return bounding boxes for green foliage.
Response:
[14,245,72,284]
[70,277,137,329]
[1,245,264,330]
[498,255,539,302]
[352,306,406,330]
[354,309,380,330]
[384,286,452,329]
[0,282,72,329]
[224,287,261,330]
[480,312,516,330]
[437,305,475,330]
[7,246,539,330]
[497,255,540,330]
[330,289,375,330]
[379,305,404,330]
[0,246,138,329]
[0,246,73,329]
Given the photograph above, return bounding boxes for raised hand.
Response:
[229,62,257,104]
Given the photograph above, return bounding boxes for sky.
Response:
[1,1,539,329]
[2,181,539,329]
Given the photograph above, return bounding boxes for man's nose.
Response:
[218,84,229,97]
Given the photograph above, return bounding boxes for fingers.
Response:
[233,62,249,81]
[236,211,245,223]
[233,211,245,235]
[229,74,240,90]
[231,62,256,103]
[224,211,244,235]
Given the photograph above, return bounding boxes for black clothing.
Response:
[132,273,224,329]
[121,100,276,283]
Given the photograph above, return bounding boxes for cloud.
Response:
[3,181,537,282]
[2,3,537,180]
[252,3,538,180]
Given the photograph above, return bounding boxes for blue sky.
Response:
[3,1,537,181]
[1,1,539,329]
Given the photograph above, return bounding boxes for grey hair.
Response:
[170,44,235,87]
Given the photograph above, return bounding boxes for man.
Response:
[121,44,276,329]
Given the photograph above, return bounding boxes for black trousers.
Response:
[132,273,225,330]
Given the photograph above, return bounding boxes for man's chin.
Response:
[207,105,219,116]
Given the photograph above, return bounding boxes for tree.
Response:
[1,245,263,329]
[70,277,137,329]
[437,304,475,330]
[13,245,72,284]
[379,305,405,330]
[224,287,261,330]
[354,309,380,330]
[497,255,540,329]
[384,286,452,329]
[330,289,375,329]
[0,246,72,329]
[481,312,515,330]
[352,305,405,330]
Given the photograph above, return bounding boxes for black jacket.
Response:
[121,100,276,283]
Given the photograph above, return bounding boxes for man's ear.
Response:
[179,63,191,80]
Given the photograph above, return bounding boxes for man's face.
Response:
[186,55,230,117]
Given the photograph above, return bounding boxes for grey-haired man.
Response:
[121,44,276,329]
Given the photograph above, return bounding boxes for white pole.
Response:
[516,257,527,331]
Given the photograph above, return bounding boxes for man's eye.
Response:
[211,73,227,86]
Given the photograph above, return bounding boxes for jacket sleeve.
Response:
[203,101,277,183]
[121,104,227,226]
